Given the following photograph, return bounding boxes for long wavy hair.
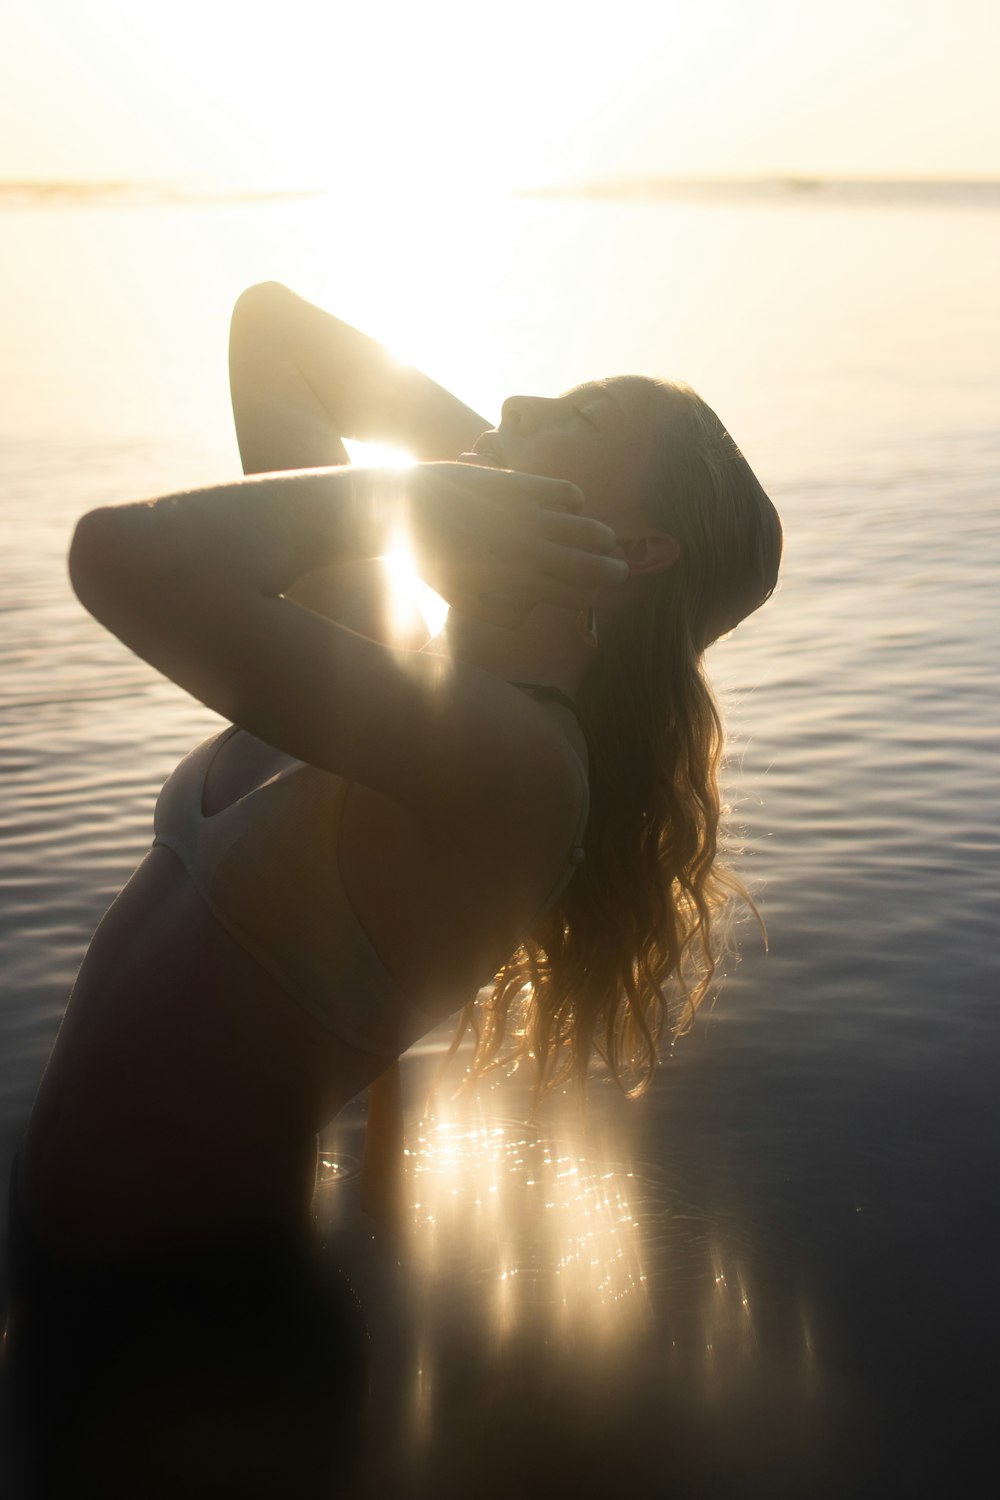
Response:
[444,380,782,1104]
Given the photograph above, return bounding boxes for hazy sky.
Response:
[2,0,997,191]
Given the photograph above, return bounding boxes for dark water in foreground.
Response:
[1,189,998,1494]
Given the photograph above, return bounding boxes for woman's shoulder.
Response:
[429,674,588,846]
[341,670,587,907]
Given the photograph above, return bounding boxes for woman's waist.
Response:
[34,850,385,1138]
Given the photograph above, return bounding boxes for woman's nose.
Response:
[500,394,548,432]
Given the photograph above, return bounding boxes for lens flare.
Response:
[343,440,449,641]
[384,534,449,641]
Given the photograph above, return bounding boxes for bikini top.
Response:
[151,687,589,1061]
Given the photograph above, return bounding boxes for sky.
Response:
[1,0,998,192]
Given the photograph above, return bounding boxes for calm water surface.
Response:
[1,186,998,1495]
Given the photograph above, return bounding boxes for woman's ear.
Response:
[619,531,679,577]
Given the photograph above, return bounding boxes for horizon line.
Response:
[0,173,998,203]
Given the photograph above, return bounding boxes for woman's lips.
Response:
[465,433,506,466]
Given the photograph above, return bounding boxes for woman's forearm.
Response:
[70,459,618,685]
[66,461,620,765]
[70,467,388,613]
[229,283,490,469]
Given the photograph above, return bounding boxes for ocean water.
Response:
[1,183,998,1495]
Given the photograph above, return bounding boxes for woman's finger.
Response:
[537,510,619,555]
[538,543,630,593]
[532,477,586,514]
[444,463,583,513]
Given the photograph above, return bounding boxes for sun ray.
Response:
[342,440,449,641]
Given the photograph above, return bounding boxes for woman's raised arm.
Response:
[229,282,491,475]
[68,463,624,818]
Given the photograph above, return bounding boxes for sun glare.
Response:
[7,2,1000,197]
[405,1113,651,1344]
[384,541,449,641]
[341,439,448,639]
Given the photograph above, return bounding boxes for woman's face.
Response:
[461,376,660,540]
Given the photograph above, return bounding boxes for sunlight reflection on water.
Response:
[404,1116,650,1341]
[313,1084,828,1497]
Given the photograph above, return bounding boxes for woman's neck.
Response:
[424,603,595,699]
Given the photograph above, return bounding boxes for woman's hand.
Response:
[398,461,628,626]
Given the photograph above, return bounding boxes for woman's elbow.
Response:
[68,507,115,605]
[68,505,154,620]
[230,280,292,333]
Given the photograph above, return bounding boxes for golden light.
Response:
[383,535,449,642]
[403,1111,651,1347]
[8,2,1000,196]
[344,439,450,641]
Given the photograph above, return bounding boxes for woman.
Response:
[10,276,780,1296]
[14,281,781,1255]
[3,284,780,1494]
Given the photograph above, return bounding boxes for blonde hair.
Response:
[447,380,782,1103]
